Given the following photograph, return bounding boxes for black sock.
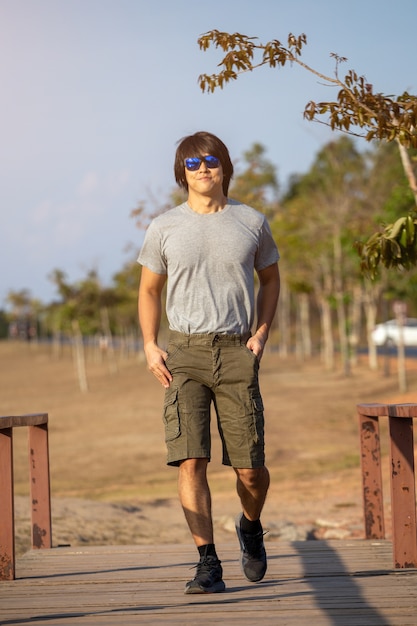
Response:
[240,513,262,534]
[198,543,217,559]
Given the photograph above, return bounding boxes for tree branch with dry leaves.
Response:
[198,30,417,277]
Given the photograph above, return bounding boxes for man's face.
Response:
[184,154,224,196]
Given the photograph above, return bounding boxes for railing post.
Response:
[357,404,386,540]
[358,402,417,569]
[388,404,417,568]
[29,423,52,550]
[0,427,15,580]
[0,413,50,581]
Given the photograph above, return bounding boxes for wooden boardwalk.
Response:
[1,540,417,625]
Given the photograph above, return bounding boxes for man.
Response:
[138,131,280,594]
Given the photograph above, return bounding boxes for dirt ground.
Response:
[2,340,415,556]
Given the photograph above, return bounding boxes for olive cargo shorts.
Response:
[162,331,265,468]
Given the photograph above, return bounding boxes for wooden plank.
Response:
[1,541,417,625]
[0,413,48,429]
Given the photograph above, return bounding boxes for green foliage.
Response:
[355,214,417,278]
[42,264,140,337]
[7,138,417,340]
[367,143,415,223]
[275,136,367,295]
[353,144,417,278]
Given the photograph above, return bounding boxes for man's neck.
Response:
[187,191,227,214]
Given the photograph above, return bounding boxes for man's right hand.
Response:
[144,343,173,389]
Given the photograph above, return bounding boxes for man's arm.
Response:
[138,266,172,388]
[247,262,280,360]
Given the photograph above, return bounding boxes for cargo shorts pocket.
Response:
[250,393,264,444]
[163,388,181,442]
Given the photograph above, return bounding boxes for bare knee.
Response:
[234,466,269,489]
[179,458,209,478]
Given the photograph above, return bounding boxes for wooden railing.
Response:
[2,406,414,578]
[357,403,417,568]
[0,413,52,580]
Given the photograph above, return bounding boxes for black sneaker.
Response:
[235,513,267,582]
[184,555,226,594]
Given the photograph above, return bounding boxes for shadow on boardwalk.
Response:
[1,541,416,625]
[293,540,392,625]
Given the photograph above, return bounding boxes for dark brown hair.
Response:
[174,131,234,196]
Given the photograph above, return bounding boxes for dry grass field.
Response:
[2,340,415,556]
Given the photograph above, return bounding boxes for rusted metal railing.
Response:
[0,413,52,580]
[357,403,417,568]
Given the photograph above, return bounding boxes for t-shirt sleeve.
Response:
[137,221,167,275]
[255,217,280,271]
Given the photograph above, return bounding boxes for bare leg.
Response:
[178,458,213,547]
[234,466,270,521]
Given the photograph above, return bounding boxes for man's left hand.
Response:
[246,334,266,361]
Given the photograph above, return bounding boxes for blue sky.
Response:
[1,0,416,306]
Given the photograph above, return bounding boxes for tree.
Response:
[197,30,417,276]
[6,288,32,319]
[111,259,143,340]
[6,288,38,340]
[130,189,187,231]
[0,310,8,339]
[276,137,368,370]
[229,143,279,219]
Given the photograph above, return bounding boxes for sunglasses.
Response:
[184,155,220,171]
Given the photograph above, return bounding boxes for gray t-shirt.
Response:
[137,200,279,335]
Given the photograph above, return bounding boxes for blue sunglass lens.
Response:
[204,156,219,168]
[185,156,220,171]
[185,158,202,171]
